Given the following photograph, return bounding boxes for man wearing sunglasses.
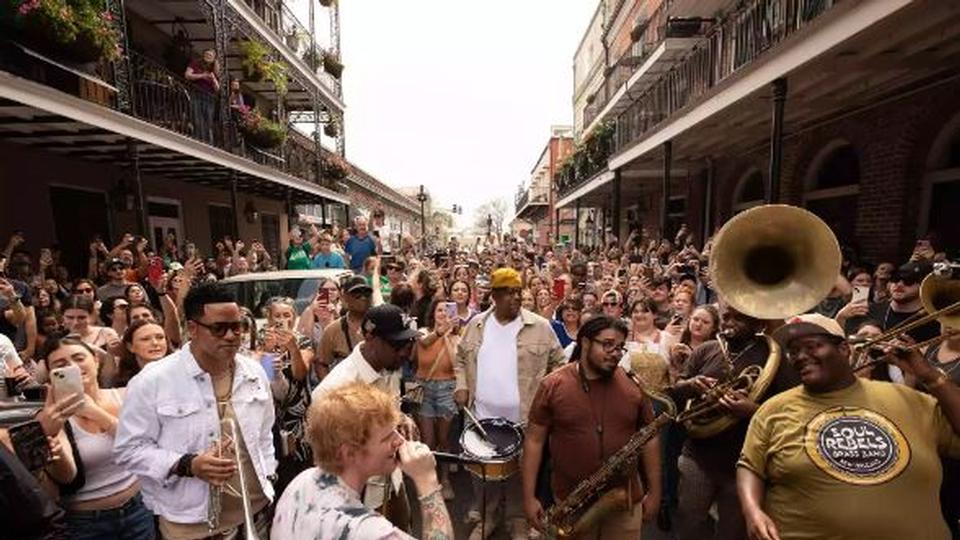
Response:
[318,276,372,371]
[312,304,420,525]
[115,283,277,539]
[865,260,939,343]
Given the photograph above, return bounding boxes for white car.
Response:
[220,268,353,319]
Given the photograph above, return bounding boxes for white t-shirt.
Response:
[0,333,23,373]
[474,315,523,422]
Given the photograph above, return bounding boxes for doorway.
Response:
[147,198,183,255]
[49,186,110,278]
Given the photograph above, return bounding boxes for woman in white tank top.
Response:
[41,334,155,540]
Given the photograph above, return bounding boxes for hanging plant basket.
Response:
[236,106,286,149]
[318,0,335,7]
[323,121,339,138]
[323,53,343,79]
[243,64,265,82]
[5,0,121,66]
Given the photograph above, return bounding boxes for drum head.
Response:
[461,417,523,459]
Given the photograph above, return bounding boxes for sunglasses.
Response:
[192,319,245,337]
[602,301,620,307]
[75,287,94,294]
[892,276,918,286]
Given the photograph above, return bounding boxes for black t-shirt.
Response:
[864,300,939,344]
[675,337,800,475]
[0,278,33,343]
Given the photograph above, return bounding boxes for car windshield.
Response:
[222,277,323,318]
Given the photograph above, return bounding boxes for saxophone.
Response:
[543,409,674,537]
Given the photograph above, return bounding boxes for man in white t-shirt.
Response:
[454,268,565,540]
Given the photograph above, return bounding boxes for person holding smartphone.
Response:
[39,333,156,539]
[412,300,460,500]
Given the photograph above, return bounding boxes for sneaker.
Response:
[441,479,455,500]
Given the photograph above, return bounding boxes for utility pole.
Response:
[417,185,428,253]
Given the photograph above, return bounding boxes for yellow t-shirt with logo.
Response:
[739,378,960,540]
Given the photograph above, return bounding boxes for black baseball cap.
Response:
[341,275,373,295]
[893,261,932,285]
[362,304,419,341]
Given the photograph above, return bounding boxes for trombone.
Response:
[207,417,259,540]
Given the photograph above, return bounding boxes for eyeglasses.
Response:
[602,301,620,307]
[75,287,94,294]
[589,338,626,355]
[192,319,245,337]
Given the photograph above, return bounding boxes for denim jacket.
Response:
[113,345,277,524]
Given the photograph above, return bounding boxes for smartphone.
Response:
[147,256,164,283]
[851,286,869,304]
[444,302,458,321]
[50,364,83,402]
[9,420,51,471]
[260,353,276,381]
[553,278,566,299]
[316,287,330,306]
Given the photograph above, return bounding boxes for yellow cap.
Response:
[490,268,522,289]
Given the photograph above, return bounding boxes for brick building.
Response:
[558,0,960,264]
[514,126,575,246]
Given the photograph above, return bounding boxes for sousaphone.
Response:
[684,205,841,438]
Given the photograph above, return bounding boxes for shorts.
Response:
[418,379,457,419]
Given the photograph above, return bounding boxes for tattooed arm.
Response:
[397,441,454,540]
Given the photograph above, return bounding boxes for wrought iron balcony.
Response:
[556,121,616,198]
[614,0,836,155]
[515,185,550,217]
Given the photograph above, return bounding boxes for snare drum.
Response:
[459,417,523,481]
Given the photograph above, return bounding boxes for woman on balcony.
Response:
[184,49,220,144]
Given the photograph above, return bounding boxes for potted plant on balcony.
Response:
[323,51,343,79]
[323,120,339,138]
[319,0,335,7]
[240,39,269,81]
[285,28,308,51]
[236,105,286,149]
[322,152,350,180]
[3,0,121,66]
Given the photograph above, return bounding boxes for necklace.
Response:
[213,363,235,418]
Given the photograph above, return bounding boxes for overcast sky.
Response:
[336,1,597,228]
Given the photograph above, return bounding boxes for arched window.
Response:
[803,141,860,245]
[920,113,960,249]
[733,169,765,213]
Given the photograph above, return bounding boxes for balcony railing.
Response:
[242,0,342,97]
[127,50,319,184]
[515,186,550,214]
[582,0,675,129]
[615,0,837,154]
[556,121,616,198]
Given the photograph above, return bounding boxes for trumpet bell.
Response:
[920,274,960,329]
[709,204,841,320]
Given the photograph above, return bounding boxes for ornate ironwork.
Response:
[105,0,133,112]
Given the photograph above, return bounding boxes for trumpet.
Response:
[852,329,959,374]
[207,417,259,540]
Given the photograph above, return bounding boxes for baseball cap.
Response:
[341,275,373,295]
[772,313,845,347]
[893,261,932,285]
[362,304,419,341]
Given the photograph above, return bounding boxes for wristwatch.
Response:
[174,453,197,477]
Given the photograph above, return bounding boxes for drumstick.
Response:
[461,406,491,440]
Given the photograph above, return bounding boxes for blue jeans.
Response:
[419,379,457,419]
[67,493,156,540]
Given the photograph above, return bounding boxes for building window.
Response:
[667,195,686,240]
[921,113,960,255]
[733,169,765,213]
[803,141,860,246]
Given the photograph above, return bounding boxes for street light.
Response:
[486,213,493,238]
[416,185,428,252]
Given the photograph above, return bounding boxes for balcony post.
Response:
[612,169,622,243]
[574,199,581,249]
[661,140,672,239]
[105,0,133,113]
[286,189,298,230]
[126,139,149,238]
[703,157,714,244]
[320,199,328,226]
[555,208,560,245]
[230,172,240,240]
[767,78,787,204]
[212,0,232,148]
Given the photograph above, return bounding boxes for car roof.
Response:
[219,269,354,283]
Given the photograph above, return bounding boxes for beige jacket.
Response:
[455,308,566,423]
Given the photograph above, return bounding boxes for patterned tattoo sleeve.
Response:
[419,488,454,540]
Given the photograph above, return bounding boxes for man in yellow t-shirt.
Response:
[737,314,960,540]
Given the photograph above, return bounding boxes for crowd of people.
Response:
[0,208,957,540]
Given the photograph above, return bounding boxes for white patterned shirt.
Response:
[271,468,413,540]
